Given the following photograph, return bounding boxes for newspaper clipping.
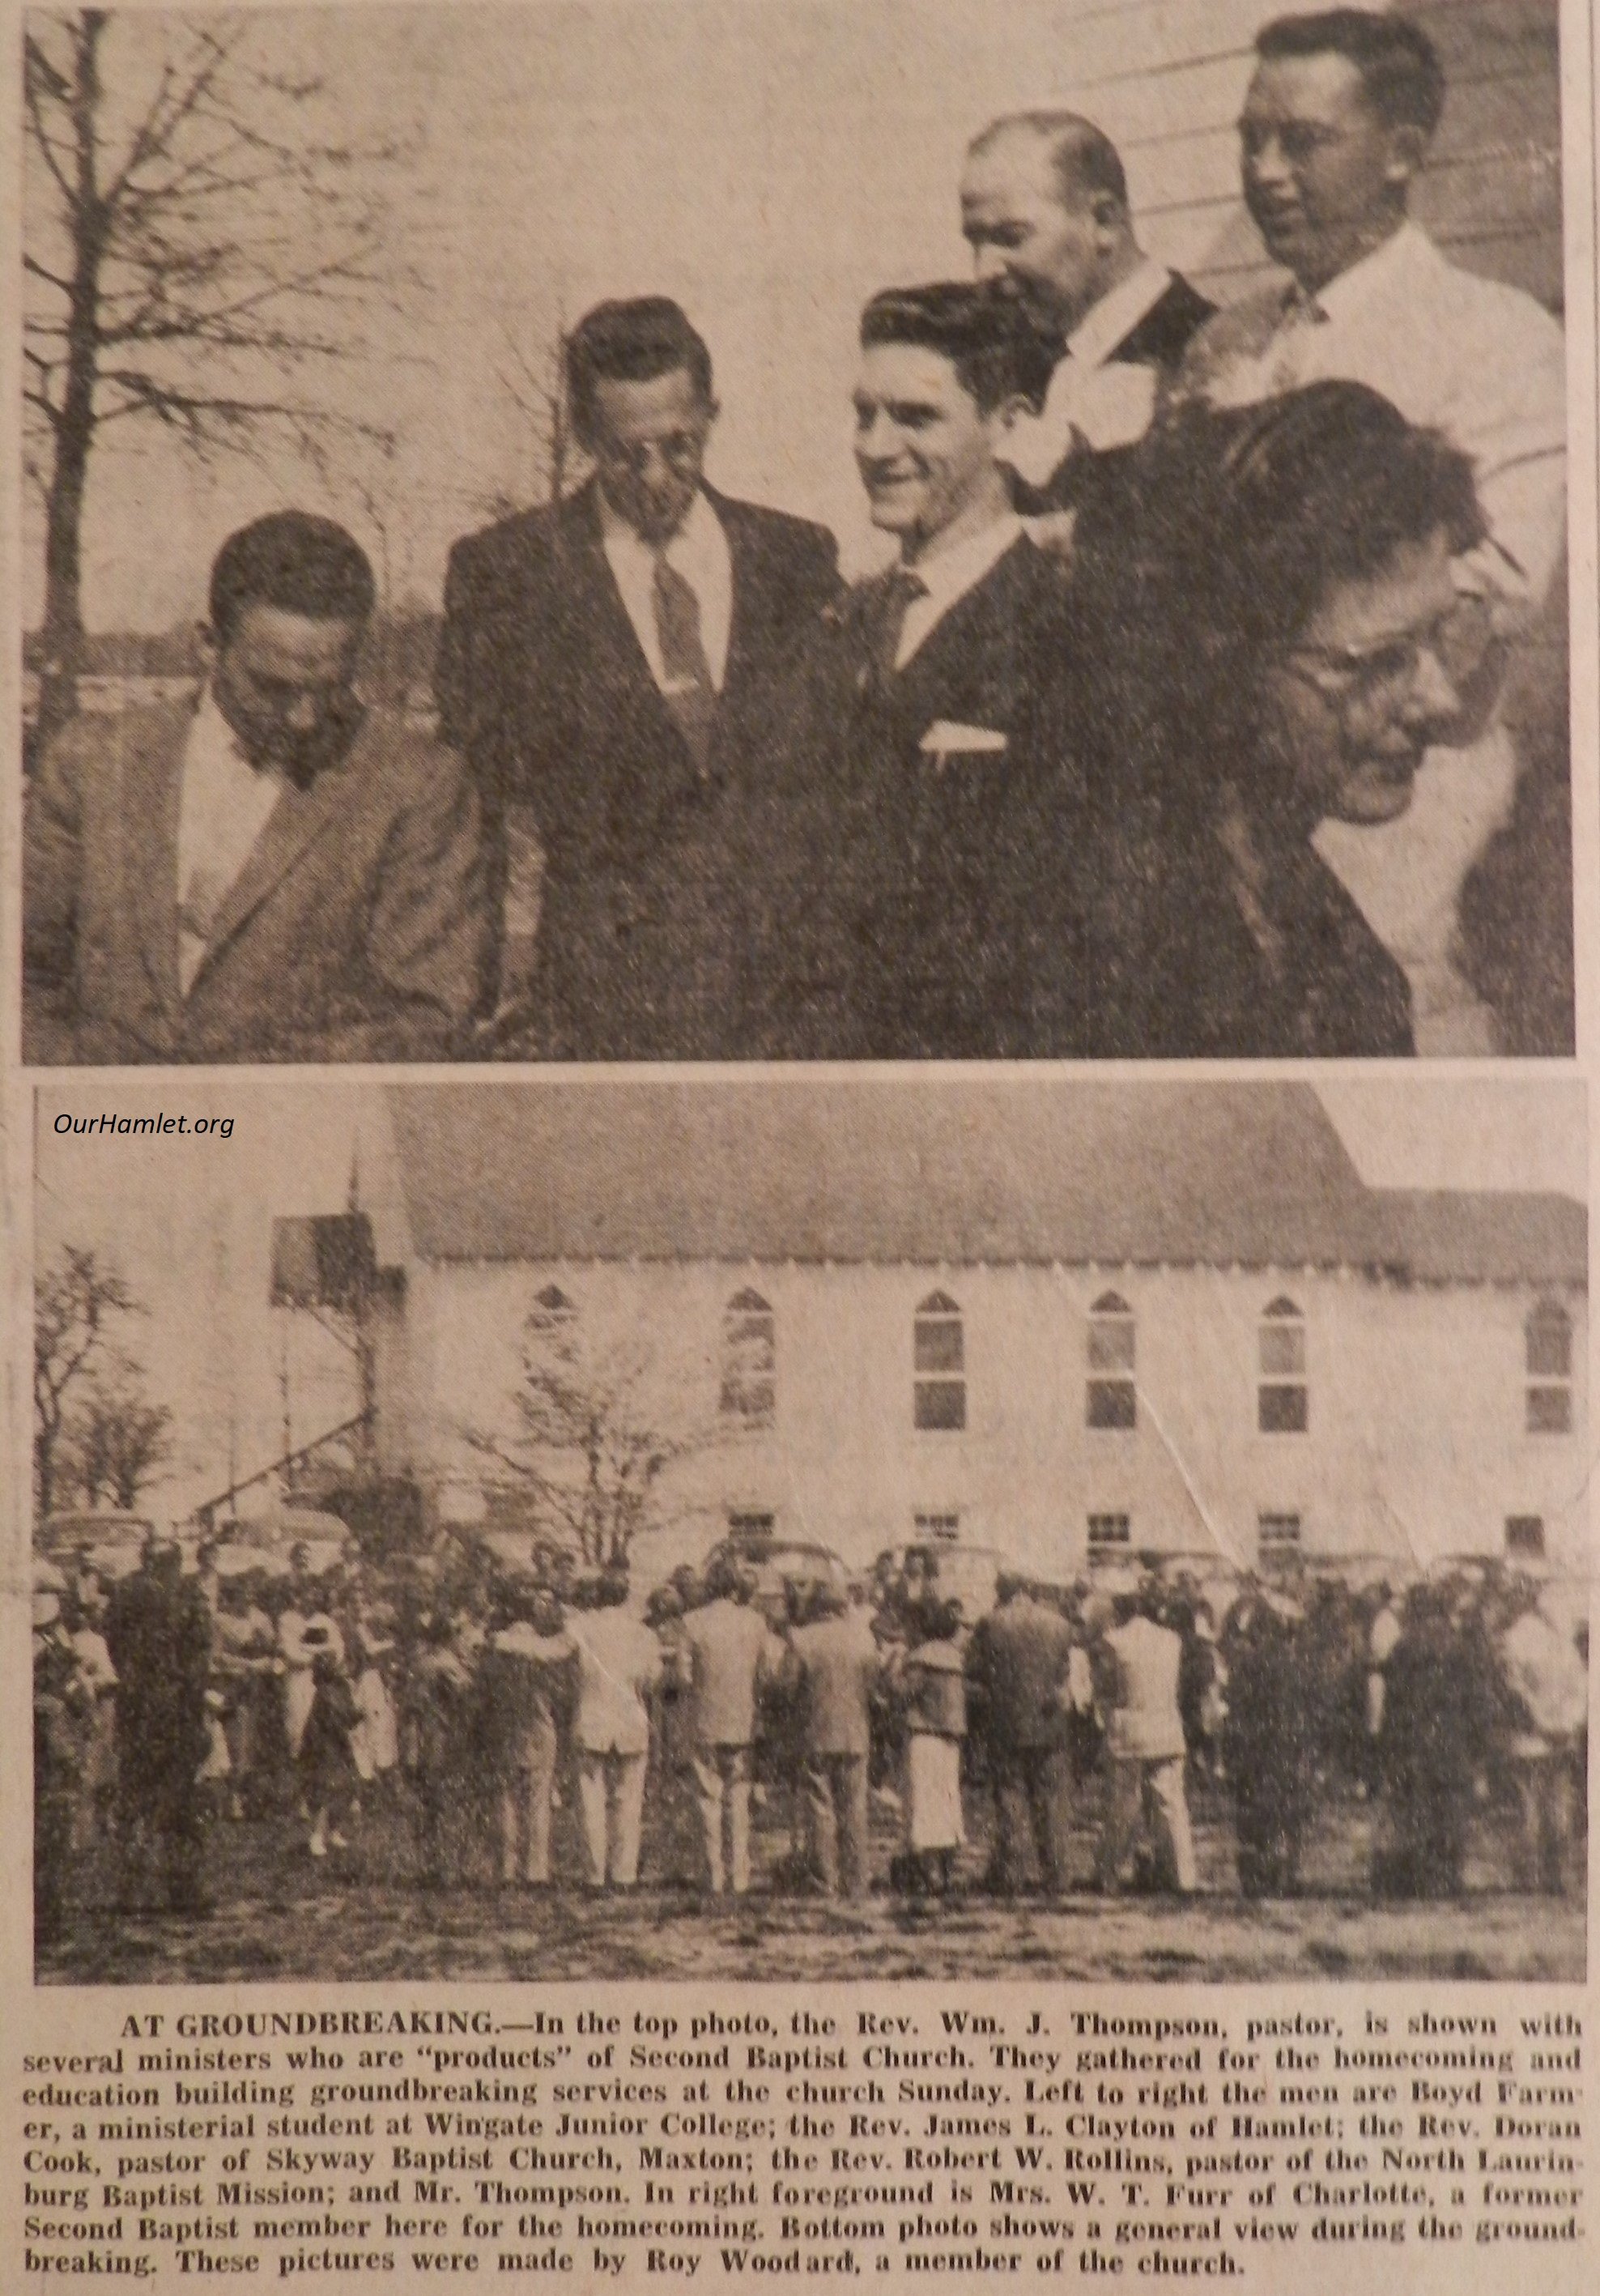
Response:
[6,1,1598,2292]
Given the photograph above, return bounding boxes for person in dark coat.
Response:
[724,279,1162,1059]
[960,111,1213,519]
[103,1533,213,1914]
[402,1612,481,1889]
[964,1571,1076,1894]
[1061,381,1484,1057]
[1219,1583,1313,1896]
[436,296,839,1058]
[298,1632,360,1861]
[1375,1582,1491,1898]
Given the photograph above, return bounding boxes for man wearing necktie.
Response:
[23,511,493,1063]
[437,296,839,1058]
[1178,8,1568,1053]
[726,280,1148,1059]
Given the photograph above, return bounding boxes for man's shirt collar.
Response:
[895,511,1022,667]
[1065,254,1174,370]
[1295,217,1425,324]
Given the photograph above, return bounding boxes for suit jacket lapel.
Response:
[891,539,1032,726]
[567,482,699,802]
[126,705,189,1018]
[719,496,770,704]
[189,734,357,990]
[568,485,658,686]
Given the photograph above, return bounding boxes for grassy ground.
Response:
[40,1769,1585,1985]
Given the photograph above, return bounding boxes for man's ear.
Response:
[988,389,1037,439]
[1384,123,1428,190]
[195,622,220,679]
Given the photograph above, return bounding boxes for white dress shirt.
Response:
[598,485,734,692]
[174,690,284,996]
[998,257,1173,489]
[897,512,1023,667]
[1181,219,1568,1053]
[1185,220,1566,611]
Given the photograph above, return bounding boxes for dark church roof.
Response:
[1373,1190,1586,1289]
[385,1080,1584,1284]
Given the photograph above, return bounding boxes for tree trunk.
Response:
[32,12,108,764]
[35,1407,61,1521]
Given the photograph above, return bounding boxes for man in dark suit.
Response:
[436,296,839,1058]
[23,512,492,1063]
[104,1534,214,1915]
[727,280,1145,1059]
[960,112,1214,514]
[964,1574,1077,1897]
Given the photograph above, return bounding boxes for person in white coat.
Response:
[1094,1584,1198,1894]
[567,1575,663,1889]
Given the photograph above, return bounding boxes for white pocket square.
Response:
[919,720,1008,761]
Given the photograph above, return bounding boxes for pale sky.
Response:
[32,1076,1586,1520]
[23,0,1274,628]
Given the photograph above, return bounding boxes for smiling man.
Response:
[1179,8,1568,1052]
[725,280,1135,1058]
[23,511,494,1063]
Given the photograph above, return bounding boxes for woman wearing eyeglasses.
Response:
[1055,379,1481,1057]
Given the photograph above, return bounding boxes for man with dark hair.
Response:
[727,280,1126,1057]
[964,1568,1077,1895]
[436,295,839,1058]
[24,509,492,1062]
[1180,7,1566,1055]
[104,1533,214,1915]
[960,111,1214,512]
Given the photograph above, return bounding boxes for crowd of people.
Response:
[32,1521,1588,1945]
[22,8,1570,1063]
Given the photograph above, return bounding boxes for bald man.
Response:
[960,111,1213,513]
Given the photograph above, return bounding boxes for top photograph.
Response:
[19,0,1579,1063]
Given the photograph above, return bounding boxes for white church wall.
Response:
[386,1253,1586,1581]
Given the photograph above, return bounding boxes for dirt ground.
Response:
[40,1770,1585,1985]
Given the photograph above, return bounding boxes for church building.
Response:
[360,1079,1586,1584]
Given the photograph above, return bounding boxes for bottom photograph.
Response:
[31,1072,1589,1984]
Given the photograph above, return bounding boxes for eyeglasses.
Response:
[592,429,707,478]
[1276,609,1459,706]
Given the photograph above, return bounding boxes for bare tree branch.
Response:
[23,7,416,744]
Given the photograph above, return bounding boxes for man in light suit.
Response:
[436,296,840,1058]
[730,281,1147,1059]
[24,512,493,1063]
[960,111,1215,515]
[785,1582,882,1899]
[1094,1583,1198,1895]
[678,1559,786,1896]
[1500,1582,1586,1897]
[567,1576,662,1891]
